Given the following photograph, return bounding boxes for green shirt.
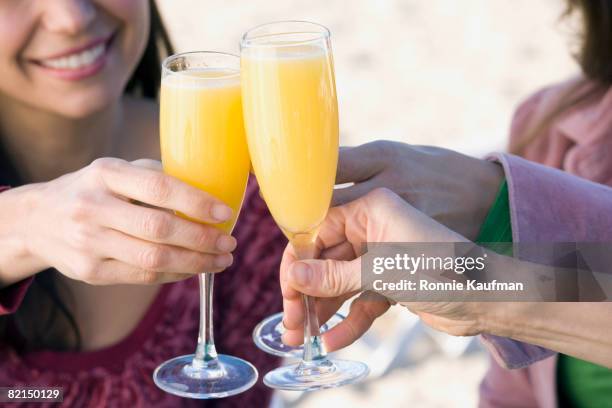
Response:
[475,180,612,408]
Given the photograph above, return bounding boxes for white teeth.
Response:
[42,43,105,70]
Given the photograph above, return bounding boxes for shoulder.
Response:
[509,76,584,141]
[507,75,610,154]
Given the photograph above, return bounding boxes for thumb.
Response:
[287,258,361,297]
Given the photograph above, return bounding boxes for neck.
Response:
[0,95,124,183]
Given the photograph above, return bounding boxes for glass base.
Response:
[253,312,345,358]
[153,354,258,399]
[263,358,369,391]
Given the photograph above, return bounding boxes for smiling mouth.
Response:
[32,33,115,72]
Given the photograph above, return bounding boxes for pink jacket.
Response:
[478,78,612,407]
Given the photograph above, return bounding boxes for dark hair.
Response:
[0,0,174,352]
[510,0,612,155]
[126,1,174,99]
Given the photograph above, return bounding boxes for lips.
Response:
[40,42,107,70]
[29,33,115,80]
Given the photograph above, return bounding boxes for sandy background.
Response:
[158,0,577,155]
[156,0,577,406]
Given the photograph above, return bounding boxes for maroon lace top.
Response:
[0,180,285,407]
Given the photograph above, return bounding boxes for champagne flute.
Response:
[241,21,369,390]
[153,51,257,399]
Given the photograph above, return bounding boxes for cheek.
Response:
[0,8,37,100]
[0,13,29,60]
[98,0,150,66]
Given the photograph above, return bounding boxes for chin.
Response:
[52,86,123,119]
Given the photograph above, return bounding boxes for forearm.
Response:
[484,301,612,368]
[0,184,48,287]
[478,250,612,367]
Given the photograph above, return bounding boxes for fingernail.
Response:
[290,262,311,286]
[211,204,232,222]
[214,253,233,268]
[216,235,237,252]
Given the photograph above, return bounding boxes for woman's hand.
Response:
[281,188,486,351]
[334,141,504,240]
[16,158,237,285]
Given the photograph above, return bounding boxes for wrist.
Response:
[467,159,505,241]
[0,184,44,286]
[478,301,531,339]
[7,183,48,273]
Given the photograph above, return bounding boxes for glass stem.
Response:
[192,272,220,370]
[302,293,327,362]
[294,241,328,363]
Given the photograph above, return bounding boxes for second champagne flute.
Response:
[241,21,369,391]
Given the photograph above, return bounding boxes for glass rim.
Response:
[240,20,331,49]
[161,50,240,79]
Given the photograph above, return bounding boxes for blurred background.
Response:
[157,0,577,406]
